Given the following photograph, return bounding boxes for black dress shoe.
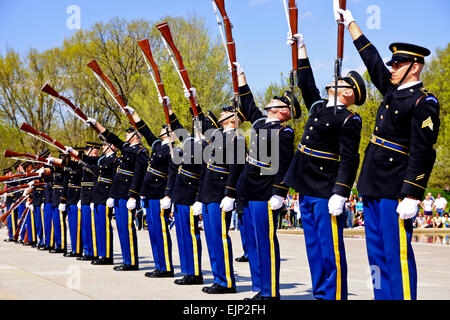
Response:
[49,248,67,254]
[145,270,174,278]
[113,264,139,271]
[91,258,114,265]
[23,241,36,246]
[174,275,203,285]
[39,245,52,251]
[37,244,45,250]
[244,292,279,300]
[204,284,237,294]
[235,255,249,262]
[145,268,160,276]
[4,238,15,242]
[63,252,80,257]
[78,255,95,261]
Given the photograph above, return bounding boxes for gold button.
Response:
[386,105,389,109]
[320,167,323,171]
[309,126,313,130]
[326,123,329,126]
[380,115,384,120]
[306,136,309,140]
[375,127,378,131]
[395,110,399,114]
[389,158,393,162]
[314,118,318,122]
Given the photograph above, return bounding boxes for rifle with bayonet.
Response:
[334,0,347,114]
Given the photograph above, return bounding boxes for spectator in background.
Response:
[289,194,297,228]
[413,211,426,228]
[293,194,301,229]
[427,192,435,201]
[444,184,450,196]
[356,197,363,216]
[431,211,442,228]
[423,214,433,228]
[421,195,434,218]
[441,212,450,228]
[433,194,447,217]
[344,196,355,229]
[281,213,291,229]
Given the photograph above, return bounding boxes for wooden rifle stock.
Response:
[4,150,65,169]
[337,0,347,61]
[19,123,80,161]
[87,59,139,132]
[213,0,239,97]
[0,193,29,225]
[0,172,41,183]
[13,206,29,241]
[156,22,199,117]
[288,0,298,71]
[41,83,102,134]
[0,183,44,196]
[137,39,171,126]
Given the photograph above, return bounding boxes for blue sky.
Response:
[0,0,449,93]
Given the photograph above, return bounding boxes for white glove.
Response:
[227,61,232,74]
[286,32,304,48]
[328,194,347,216]
[64,146,73,154]
[77,200,81,209]
[220,196,235,213]
[86,117,97,126]
[160,196,171,210]
[58,203,66,212]
[233,62,244,76]
[192,201,203,216]
[47,157,55,164]
[126,198,136,210]
[25,201,31,208]
[269,195,284,210]
[333,0,355,29]
[123,105,135,115]
[106,198,115,208]
[161,96,170,105]
[396,198,419,220]
[90,203,95,212]
[37,167,46,175]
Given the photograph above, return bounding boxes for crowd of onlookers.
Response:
[271,185,450,231]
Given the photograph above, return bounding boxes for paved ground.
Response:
[0,226,449,300]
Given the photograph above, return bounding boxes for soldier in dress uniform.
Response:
[234,62,300,300]
[164,88,217,285]
[48,152,70,254]
[16,162,29,243]
[80,142,119,265]
[284,33,365,300]
[3,163,19,242]
[197,106,246,294]
[53,148,84,257]
[32,150,51,250]
[123,102,179,278]
[39,160,54,251]
[336,6,441,300]
[86,119,149,271]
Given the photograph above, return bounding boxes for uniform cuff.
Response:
[272,184,289,197]
[353,34,372,52]
[401,180,426,200]
[238,84,251,96]
[224,186,238,198]
[332,182,352,198]
[136,119,147,131]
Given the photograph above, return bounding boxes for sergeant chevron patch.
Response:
[421,117,433,130]
[416,174,425,180]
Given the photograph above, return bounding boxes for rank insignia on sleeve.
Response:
[421,117,433,130]
[416,174,425,180]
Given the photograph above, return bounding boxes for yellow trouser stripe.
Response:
[76,208,82,253]
[31,208,36,242]
[267,203,276,297]
[160,208,171,272]
[398,218,411,300]
[41,207,45,239]
[60,210,65,249]
[190,207,200,276]
[50,221,54,247]
[221,210,232,288]
[91,208,97,257]
[128,210,135,266]
[106,206,110,258]
[331,215,342,300]
[11,211,16,234]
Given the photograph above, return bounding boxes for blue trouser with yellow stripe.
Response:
[203,203,236,288]
[115,199,139,266]
[6,205,17,240]
[81,204,97,257]
[52,206,67,250]
[242,205,261,293]
[300,195,348,300]
[94,204,114,259]
[43,203,53,247]
[34,205,44,246]
[18,204,26,241]
[144,199,173,272]
[363,196,417,300]
[245,201,279,298]
[26,206,37,243]
[238,213,248,259]
[174,204,202,276]
[67,204,83,254]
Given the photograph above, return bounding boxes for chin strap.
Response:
[398,62,415,87]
